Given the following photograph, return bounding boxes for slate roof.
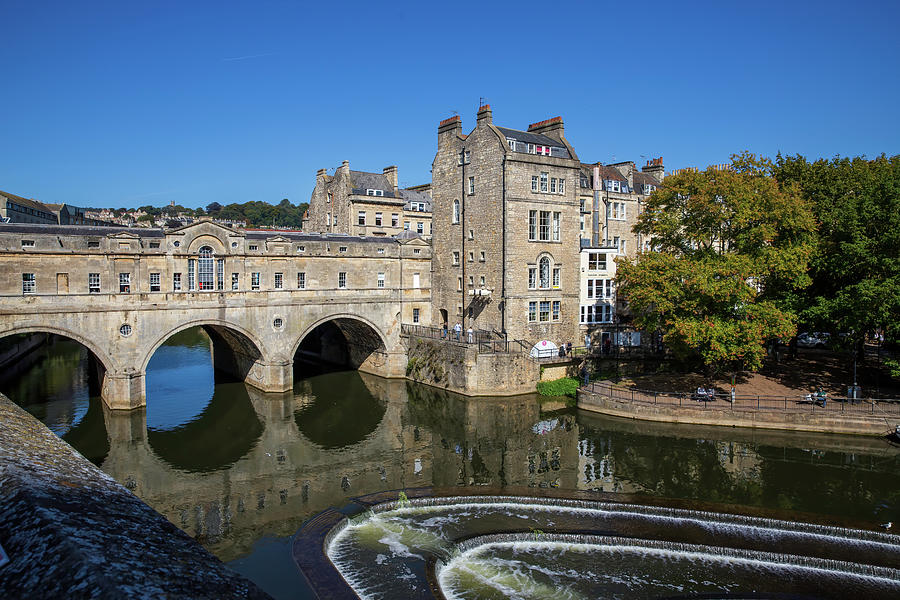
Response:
[495,127,559,148]
[0,223,165,237]
[349,171,397,197]
[0,191,56,215]
[399,188,432,212]
[243,230,396,244]
[596,165,628,182]
[634,171,662,186]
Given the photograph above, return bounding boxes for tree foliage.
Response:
[616,153,817,374]
[772,154,900,343]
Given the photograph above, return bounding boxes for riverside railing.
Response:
[400,324,533,356]
[584,381,900,418]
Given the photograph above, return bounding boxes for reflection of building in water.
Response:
[716,441,762,480]
[100,373,432,561]
[405,384,582,489]
[575,435,642,494]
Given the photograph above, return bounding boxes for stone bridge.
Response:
[0,221,432,409]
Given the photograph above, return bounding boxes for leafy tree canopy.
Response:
[772,154,900,343]
[617,152,817,374]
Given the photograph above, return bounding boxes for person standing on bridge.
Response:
[467,326,473,344]
[454,321,462,342]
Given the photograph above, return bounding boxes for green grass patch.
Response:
[536,376,579,398]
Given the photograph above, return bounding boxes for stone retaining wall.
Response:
[0,394,270,599]
[405,337,539,396]
[578,386,897,436]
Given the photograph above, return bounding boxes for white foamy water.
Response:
[326,496,900,600]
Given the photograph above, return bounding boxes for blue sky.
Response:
[2,0,898,210]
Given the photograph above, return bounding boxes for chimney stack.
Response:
[476,104,492,126]
[527,116,564,138]
[383,165,399,191]
[437,115,462,143]
[641,156,665,182]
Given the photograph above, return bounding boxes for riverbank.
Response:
[578,380,900,436]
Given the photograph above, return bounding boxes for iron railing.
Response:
[400,324,533,356]
[584,381,900,418]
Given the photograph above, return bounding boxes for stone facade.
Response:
[305,161,432,239]
[0,221,431,408]
[577,159,664,348]
[431,106,583,349]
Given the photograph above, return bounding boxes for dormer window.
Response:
[605,180,622,193]
[526,143,535,154]
[366,189,384,197]
[507,138,516,150]
[644,184,656,195]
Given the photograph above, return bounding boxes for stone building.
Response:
[305,161,432,239]
[0,220,432,326]
[1,190,114,226]
[431,106,583,347]
[577,158,664,348]
[1,190,61,224]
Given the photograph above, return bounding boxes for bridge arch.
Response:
[140,319,268,383]
[292,313,389,372]
[0,325,117,373]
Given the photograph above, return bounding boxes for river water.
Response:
[2,330,899,599]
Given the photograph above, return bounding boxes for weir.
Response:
[317,494,900,599]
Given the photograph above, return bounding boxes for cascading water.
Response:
[325,496,900,600]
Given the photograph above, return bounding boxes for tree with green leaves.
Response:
[616,153,817,375]
[773,154,900,352]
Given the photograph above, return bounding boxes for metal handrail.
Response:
[583,381,900,417]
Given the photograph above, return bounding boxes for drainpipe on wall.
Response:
[461,147,466,332]
[592,165,601,246]
[501,154,507,336]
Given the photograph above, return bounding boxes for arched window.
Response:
[198,246,214,290]
[539,256,550,289]
[452,200,460,224]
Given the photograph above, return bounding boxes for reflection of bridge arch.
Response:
[293,371,387,449]
[146,382,265,473]
[292,313,389,372]
[98,375,427,560]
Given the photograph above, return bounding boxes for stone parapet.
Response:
[0,394,271,599]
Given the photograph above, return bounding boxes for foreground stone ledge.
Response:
[0,394,271,599]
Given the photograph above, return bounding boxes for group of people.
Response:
[806,389,828,406]
[557,342,574,357]
[694,387,716,401]
[441,322,474,343]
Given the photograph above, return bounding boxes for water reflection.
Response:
[146,381,264,473]
[0,335,108,464]
[293,371,387,449]
[2,330,899,599]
